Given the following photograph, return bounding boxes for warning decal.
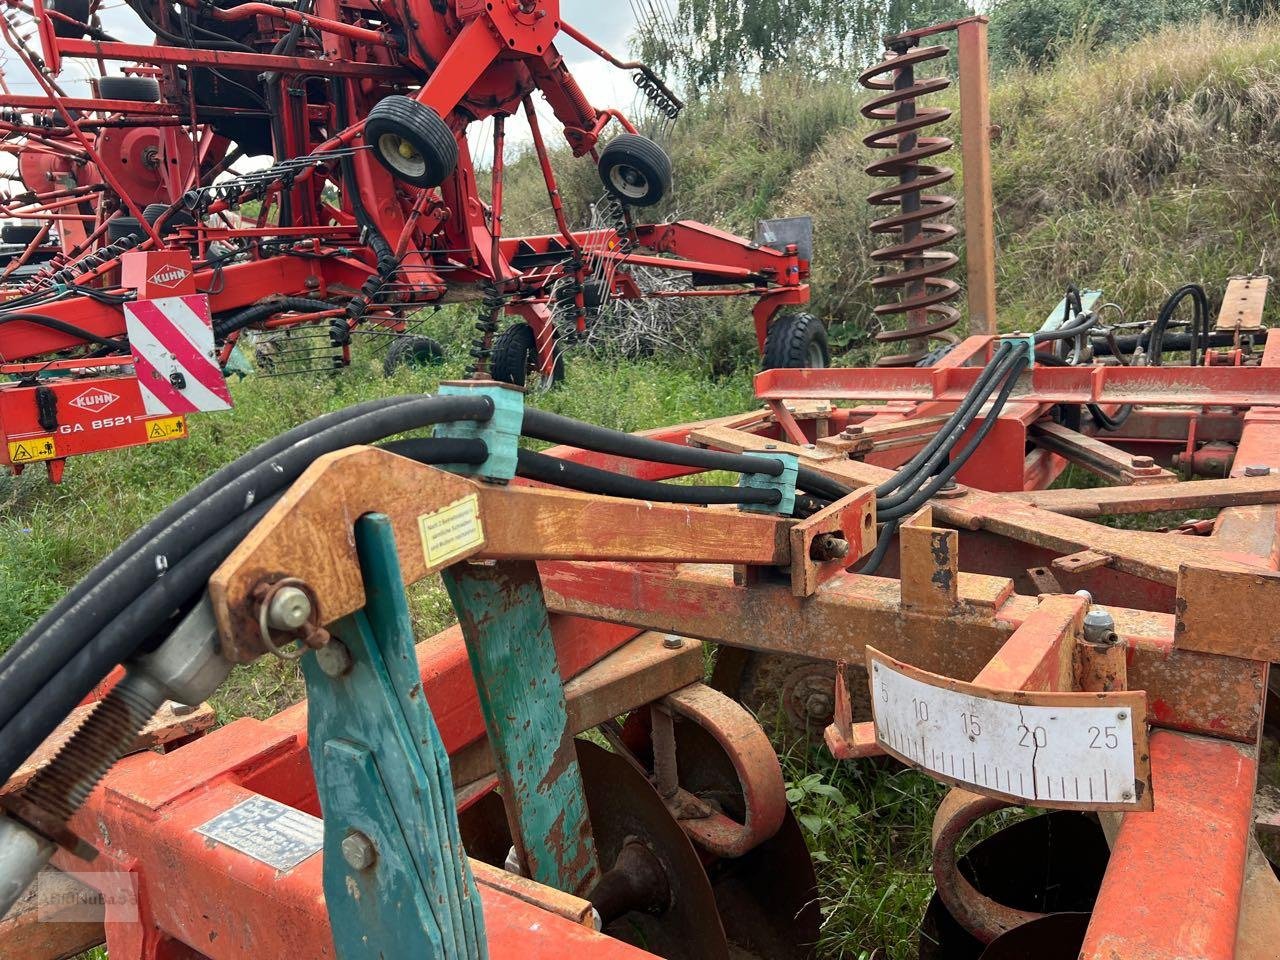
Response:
[146,416,188,443]
[125,295,233,417]
[419,494,484,569]
[8,436,57,464]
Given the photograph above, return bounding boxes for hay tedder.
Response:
[0,0,815,480]
[3,12,1280,960]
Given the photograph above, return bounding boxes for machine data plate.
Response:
[866,648,1152,811]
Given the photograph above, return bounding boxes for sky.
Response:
[3,3,647,153]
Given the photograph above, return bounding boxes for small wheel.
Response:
[365,95,458,188]
[598,134,673,207]
[48,0,90,38]
[762,312,829,370]
[97,76,161,103]
[490,322,564,390]
[1,222,43,245]
[106,216,144,244]
[143,203,195,234]
[383,335,445,376]
[554,276,606,320]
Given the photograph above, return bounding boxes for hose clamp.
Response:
[434,381,525,482]
[738,450,798,515]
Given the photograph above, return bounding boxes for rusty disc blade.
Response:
[577,739,733,960]
[978,913,1090,959]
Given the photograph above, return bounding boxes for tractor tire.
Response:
[49,0,90,38]
[97,76,161,103]
[490,322,564,390]
[143,203,195,233]
[554,276,606,319]
[598,134,672,208]
[106,216,145,244]
[383,335,445,376]
[762,312,830,370]
[366,96,458,188]
[1,222,43,245]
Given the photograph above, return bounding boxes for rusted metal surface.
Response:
[787,487,877,596]
[1030,420,1177,486]
[1010,473,1280,518]
[1080,732,1256,960]
[1216,276,1269,332]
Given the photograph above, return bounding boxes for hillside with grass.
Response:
[4,17,1280,960]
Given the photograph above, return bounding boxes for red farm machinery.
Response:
[0,0,815,480]
[2,12,1280,960]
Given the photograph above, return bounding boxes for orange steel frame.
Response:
[7,294,1278,958]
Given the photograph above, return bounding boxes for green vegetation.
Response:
[8,16,1280,959]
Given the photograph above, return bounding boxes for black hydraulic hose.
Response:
[520,408,787,478]
[0,434,493,786]
[796,467,854,503]
[0,312,128,352]
[334,79,394,266]
[856,517,900,576]
[0,395,495,734]
[1091,329,1264,356]
[880,351,1029,522]
[213,297,335,341]
[516,449,782,507]
[876,342,1016,500]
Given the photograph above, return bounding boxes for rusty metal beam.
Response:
[1030,421,1177,486]
[1012,473,1280,518]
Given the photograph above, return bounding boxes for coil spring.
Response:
[859,40,961,367]
[467,284,506,379]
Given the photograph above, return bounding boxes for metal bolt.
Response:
[1130,456,1155,469]
[810,534,851,562]
[316,640,352,678]
[266,586,312,632]
[1121,790,1133,801]
[764,444,778,451]
[842,424,861,438]
[1083,608,1118,646]
[1244,465,1272,477]
[662,635,685,650]
[341,831,377,871]
[1117,712,1128,721]
[939,479,958,492]
[169,702,198,717]
[805,692,835,720]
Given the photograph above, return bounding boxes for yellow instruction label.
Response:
[8,436,56,464]
[146,416,188,443]
[419,494,484,568]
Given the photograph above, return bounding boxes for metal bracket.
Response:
[435,381,524,482]
[738,450,798,515]
[1000,334,1037,367]
[301,514,488,960]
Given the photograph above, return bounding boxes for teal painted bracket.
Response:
[738,450,798,515]
[1039,289,1103,334]
[1000,334,1038,366]
[302,514,488,960]
[442,561,600,897]
[435,383,524,482]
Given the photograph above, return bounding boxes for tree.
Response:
[634,0,976,93]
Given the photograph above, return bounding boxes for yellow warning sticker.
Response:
[146,416,187,443]
[419,494,484,569]
[8,436,56,464]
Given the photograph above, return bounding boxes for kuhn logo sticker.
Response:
[149,265,190,289]
[68,387,119,414]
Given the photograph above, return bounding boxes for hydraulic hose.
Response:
[0,312,128,352]
[0,396,495,738]
[213,296,336,341]
[516,449,782,507]
[521,408,787,478]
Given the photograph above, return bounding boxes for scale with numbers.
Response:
[867,649,1152,811]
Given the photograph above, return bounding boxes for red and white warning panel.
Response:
[125,294,233,417]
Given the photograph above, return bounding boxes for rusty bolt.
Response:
[266,586,312,632]
[1244,464,1272,477]
[805,691,834,720]
[1083,608,1118,646]
[662,635,685,650]
[1130,456,1156,469]
[810,534,851,562]
[341,831,377,871]
[316,640,352,678]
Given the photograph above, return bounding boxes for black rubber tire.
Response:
[554,276,606,319]
[383,335,445,376]
[106,216,144,244]
[762,312,830,370]
[49,0,90,38]
[142,203,195,233]
[365,96,458,188]
[490,322,564,389]
[1,223,42,245]
[915,342,960,368]
[97,76,161,103]
[598,134,673,208]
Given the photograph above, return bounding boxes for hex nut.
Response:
[1244,465,1272,477]
[341,831,377,871]
[662,635,685,650]
[316,640,353,678]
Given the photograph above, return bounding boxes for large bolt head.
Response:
[341,831,377,871]
[1244,465,1272,477]
[316,640,353,678]
[267,586,312,631]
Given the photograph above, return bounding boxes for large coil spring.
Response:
[859,41,961,367]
